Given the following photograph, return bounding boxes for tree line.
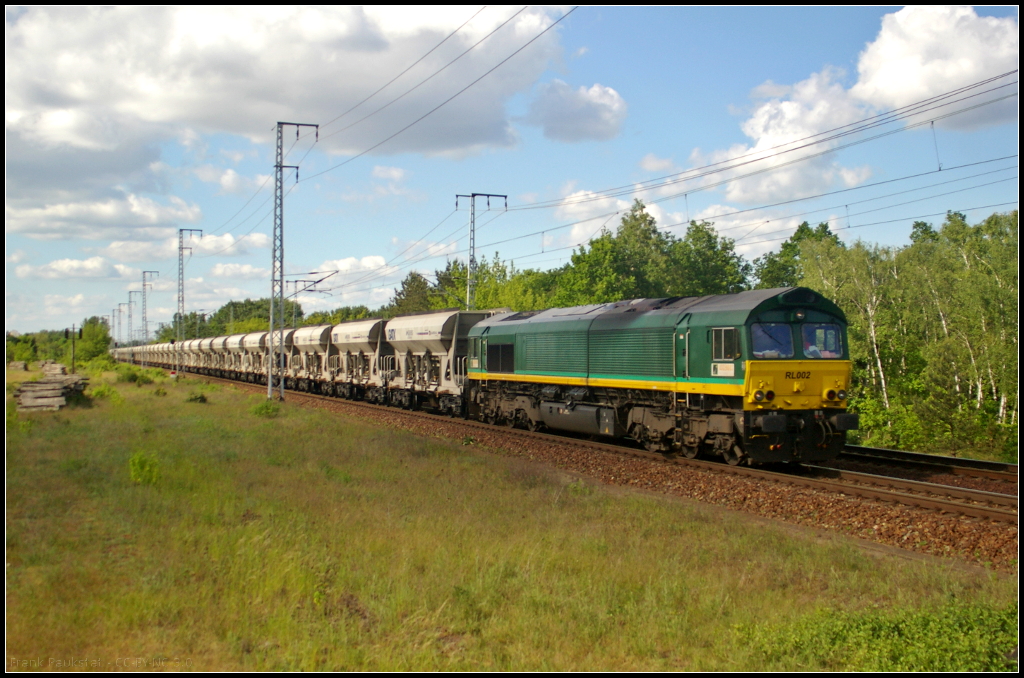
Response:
[6,317,112,368]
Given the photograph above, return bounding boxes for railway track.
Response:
[185,371,1018,525]
[839,445,1018,483]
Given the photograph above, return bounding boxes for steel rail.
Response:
[178,369,1019,525]
[803,465,1017,510]
[840,445,1018,483]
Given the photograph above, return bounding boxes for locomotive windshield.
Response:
[801,323,843,359]
[751,323,794,359]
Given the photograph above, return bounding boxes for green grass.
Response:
[5,374,1018,671]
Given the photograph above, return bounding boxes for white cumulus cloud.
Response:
[210,263,269,280]
[686,7,1016,206]
[194,166,270,195]
[639,154,677,173]
[318,255,391,275]
[6,193,200,241]
[850,7,1018,129]
[6,6,564,158]
[15,256,140,280]
[371,166,406,182]
[525,80,627,142]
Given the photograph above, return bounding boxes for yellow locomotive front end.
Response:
[744,359,853,412]
[738,317,858,462]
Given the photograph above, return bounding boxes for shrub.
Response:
[186,391,207,404]
[250,400,281,418]
[153,388,167,397]
[114,363,161,385]
[90,383,125,405]
[84,354,116,374]
[743,601,1019,671]
[128,452,160,486]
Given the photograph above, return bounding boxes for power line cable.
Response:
[552,86,1019,214]
[739,201,1018,248]
[659,156,1017,230]
[643,90,1018,208]
[316,89,1016,293]
[687,166,1018,242]
[478,105,1020,252]
[728,177,1018,244]
[318,7,527,144]
[318,208,509,293]
[422,165,1021,267]
[299,7,578,183]
[509,71,1018,211]
[319,6,489,130]
[195,13,488,239]
[325,209,460,290]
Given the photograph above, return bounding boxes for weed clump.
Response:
[115,364,150,384]
[90,383,125,405]
[128,452,160,486]
[743,601,1019,671]
[114,363,164,385]
[186,391,208,404]
[251,400,281,418]
[153,387,167,397]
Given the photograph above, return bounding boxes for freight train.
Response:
[113,287,858,466]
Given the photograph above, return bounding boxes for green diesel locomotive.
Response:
[466,287,858,465]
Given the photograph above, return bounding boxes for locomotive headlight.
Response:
[837,389,847,401]
[754,390,765,402]
[826,389,837,401]
[765,390,775,401]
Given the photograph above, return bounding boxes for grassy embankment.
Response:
[6,366,1018,671]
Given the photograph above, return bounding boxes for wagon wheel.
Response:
[681,444,699,459]
[723,444,745,466]
[486,411,498,426]
[644,438,665,454]
[526,419,541,433]
[505,411,518,428]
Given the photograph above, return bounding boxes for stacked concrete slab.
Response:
[13,364,88,412]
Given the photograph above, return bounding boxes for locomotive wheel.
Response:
[644,439,664,454]
[486,412,498,426]
[526,419,541,432]
[629,424,645,448]
[682,445,699,459]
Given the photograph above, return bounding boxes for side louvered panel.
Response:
[519,332,588,374]
[589,329,674,377]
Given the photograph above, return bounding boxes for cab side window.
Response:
[712,327,740,360]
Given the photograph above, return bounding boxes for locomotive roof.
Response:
[472,287,845,335]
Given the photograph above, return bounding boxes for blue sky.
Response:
[6,6,1019,335]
